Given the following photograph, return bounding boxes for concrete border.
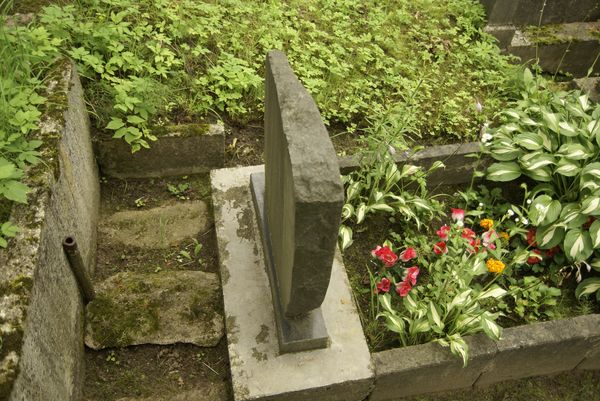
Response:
[95,122,225,178]
[369,315,600,400]
[0,58,100,400]
[212,165,374,401]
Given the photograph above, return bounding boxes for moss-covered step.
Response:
[85,271,223,350]
[98,201,210,249]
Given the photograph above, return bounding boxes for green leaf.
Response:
[529,195,553,226]
[379,293,394,314]
[554,158,580,177]
[536,224,565,248]
[478,285,507,300]
[106,118,125,130]
[521,154,555,171]
[127,115,146,124]
[486,162,522,182]
[563,229,593,261]
[589,220,600,249]
[558,143,592,161]
[524,166,552,182]
[480,315,502,341]
[339,225,353,251]
[378,311,405,334]
[581,195,600,216]
[0,159,16,180]
[490,142,523,161]
[559,203,587,229]
[515,133,543,150]
[542,112,560,133]
[581,162,600,180]
[575,277,600,299]
[558,121,578,137]
[356,203,367,224]
[2,180,30,203]
[427,301,443,330]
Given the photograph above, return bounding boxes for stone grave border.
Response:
[341,141,600,400]
[0,58,99,400]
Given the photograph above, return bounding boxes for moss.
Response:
[86,295,160,348]
[0,201,12,223]
[152,123,211,138]
[0,356,19,400]
[0,275,33,298]
[525,25,564,45]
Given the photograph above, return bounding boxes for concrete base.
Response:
[212,165,374,401]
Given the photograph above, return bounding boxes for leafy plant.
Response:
[498,275,561,322]
[339,144,444,250]
[167,182,190,200]
[373,210,510,366]
[483,69,600,266]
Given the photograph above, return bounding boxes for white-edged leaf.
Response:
[481,315,502,341]
[478,285,507,300]
[589,220,600,249]
[575,277,600,299]
[486,162,522,182]
[356,203,367,224]
[581,195,600,216]
[536,224,565,248]
[339,225,353,251]
[564,229,593,261]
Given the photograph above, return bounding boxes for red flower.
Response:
[396,280,413,297]
[436,225,451,241]
[406,266,420,285]
[526,228,537,247]
[583,216,596,229]
[399,247,417,262]
[468,238,481,253]
[376,278,391,293]
[451,208,465,221]
[433,241,448,255]
[546,246,560,258]
[371,245,399,268]
[527,249,543,264]
[461,228,476,239]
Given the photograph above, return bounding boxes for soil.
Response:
[84,341,230,400]
[85,173,231,400]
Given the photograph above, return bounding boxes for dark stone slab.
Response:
[263,50,344,318]
[250,172,328,353]
[482,0,600,25]
[95,123,224,178]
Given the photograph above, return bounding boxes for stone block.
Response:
[484,25,517,49]
[573,77,600,102]
[369,334,497,400]
[508,22,600,77]
[481,0,600,25]
[95,123,225,178]
[475,318,591,387]
[212,165,373,401]
[574,314,600,370]
[85,271,224,349]
[0,58,100,401]
[263,50,344,319]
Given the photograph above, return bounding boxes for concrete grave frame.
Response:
[0,58,100,401]
[341,142,600,400]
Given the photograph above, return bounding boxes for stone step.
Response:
[486,21,600,77]
[99,201,210,249]
[481,0,600,26]
[85,271,224,350]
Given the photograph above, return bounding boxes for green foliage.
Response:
[483,69,600,264]
[166,182,190,200]
[498,275,562,322]
[339,144,444,251]
[32,0,513,150]
[374,220,508,366]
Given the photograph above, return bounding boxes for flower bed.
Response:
[339,71,600,397]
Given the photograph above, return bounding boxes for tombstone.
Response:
[250,50,344,353]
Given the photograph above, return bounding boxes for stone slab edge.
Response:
[211,165,374,401]
[480,0,600,25]
[0,58,100,400]
[369,314,600,400]
[339,141,485,186]
[95,123,225,178]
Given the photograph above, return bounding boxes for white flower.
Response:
[507,209,515,217]
[481,133,493,143]
[478,202,484,207]
[527,199,532,205]
[515,217,520,222]
[456,221,464,227]
[522,218,529,225]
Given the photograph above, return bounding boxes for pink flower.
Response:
[461,228,476,239]
[482,229,497,245]
[436,225,451,241]
[371,245,399,268]
[400,247,417,262]
[405,266,420,285]
[376,278,391,293]
[451,208,465,221]
[396,280,413,297]
[468,238,481,253]
[433,241,448,255]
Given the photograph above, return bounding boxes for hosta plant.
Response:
[483,69,600,267]
[339,144,444,251]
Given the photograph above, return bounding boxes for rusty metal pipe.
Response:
[62,236,95,304]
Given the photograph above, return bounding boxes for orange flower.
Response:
[480,218,494,230]
[486,258,505,274]
[499,231,510,241]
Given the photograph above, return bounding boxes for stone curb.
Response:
[480,0,600,26]
[95,123,225,178]
[0,58,100,401]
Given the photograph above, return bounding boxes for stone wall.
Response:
[0,59,100,401]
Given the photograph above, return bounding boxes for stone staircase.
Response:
[82,174,230,401]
